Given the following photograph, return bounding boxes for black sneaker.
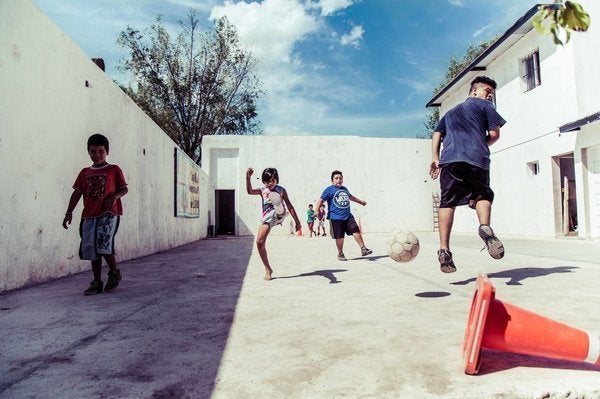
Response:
[105,269,122,290]
[361,246,373,256]
[478,225,505,259]
[337,252,347,261]
[84,279,103,295]
[438,249,457,273]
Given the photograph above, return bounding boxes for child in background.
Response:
[306,204,316,237]
[246,167,301,280]
[316,204,326,236]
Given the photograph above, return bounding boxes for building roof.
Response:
[559,111,600,133]
[426,5,543,108]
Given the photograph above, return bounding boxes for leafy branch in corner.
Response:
[533,1,590,45]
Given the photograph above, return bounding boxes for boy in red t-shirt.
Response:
[63,134,128,295]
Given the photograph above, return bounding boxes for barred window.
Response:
[521,50,541,91]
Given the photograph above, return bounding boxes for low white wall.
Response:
[202,135,439,236]
[0,1,205,292]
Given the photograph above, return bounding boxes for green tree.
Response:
[534,0,590,45]
[419,38,496,139]
[117,12,263,164]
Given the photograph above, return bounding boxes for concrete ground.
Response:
[1,231,599,399]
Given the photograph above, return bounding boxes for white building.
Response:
[426,1,600,239]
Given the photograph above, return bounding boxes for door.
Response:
[559,155,577,235]
[216,190,235,236]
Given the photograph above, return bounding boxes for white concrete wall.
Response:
[202,135,438,236]
[0,0,205,292]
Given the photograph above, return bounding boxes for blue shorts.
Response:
[79,214,120,261]
[440,162,494,208]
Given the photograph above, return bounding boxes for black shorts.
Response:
[440,162,494,208]
[329,215,360,239]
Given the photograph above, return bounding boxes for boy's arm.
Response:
[246,167,261,195]
[63,190,82,229]
[430,131,442,180]
[486,126,501,146]
[350,195,366,206]
[102,186,129,212]
[314,198,324,213]
[282,190,301,231]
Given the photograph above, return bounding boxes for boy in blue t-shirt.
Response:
[314,170,372,261]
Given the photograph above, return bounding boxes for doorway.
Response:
[556,154,578,235]
[215,190,235,236]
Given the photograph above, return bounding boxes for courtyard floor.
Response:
[1,231,599,399]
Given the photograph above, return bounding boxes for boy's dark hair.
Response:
[331,170,343,181]
[261,167,279,184]
[308,204,313,208]
[470,76,497,92]
[87,133,109,152]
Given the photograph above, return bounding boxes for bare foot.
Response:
[264,266,273,281]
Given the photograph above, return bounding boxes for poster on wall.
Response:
[174,148,200,218]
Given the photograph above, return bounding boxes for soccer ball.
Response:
[387,230,420,262]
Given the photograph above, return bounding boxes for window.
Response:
[521,50,541,91]
[527,161,540,176]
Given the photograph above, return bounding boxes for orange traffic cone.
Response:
[463,274,600,375]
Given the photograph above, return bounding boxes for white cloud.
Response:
[392,76,435,104]
[316,0,354,16]
[340,25,364,48]
[472,25,489,38]
[448,0,465,6]
[210,0,318,67]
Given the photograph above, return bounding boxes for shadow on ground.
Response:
[275,269,348,284]
[0,237,254,399]
[450,266,578,286]
[477,349,600,375]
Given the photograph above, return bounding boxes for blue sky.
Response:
[34,0,538,138]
